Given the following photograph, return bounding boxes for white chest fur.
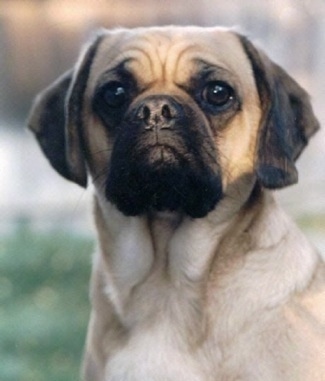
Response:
[104,324,211,381]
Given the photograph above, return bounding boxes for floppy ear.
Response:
[27,34,103,187]
[239,35,319,189]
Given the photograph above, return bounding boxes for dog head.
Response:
[28,26,319,218]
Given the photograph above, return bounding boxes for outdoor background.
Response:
[0,1,324,380]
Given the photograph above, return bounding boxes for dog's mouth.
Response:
[145,143,184,166]
[105,140,223,218]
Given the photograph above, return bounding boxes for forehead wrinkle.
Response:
[166,44,200,84]
[123,34,186,86]
[93,37,158,85]
[113,47,156,82]
[141,33,173,83]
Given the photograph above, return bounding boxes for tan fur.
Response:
[84,27,261,192]
[28,26,324,381]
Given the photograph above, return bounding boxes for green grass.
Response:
[0,223,94,381]
[297,213,325,231]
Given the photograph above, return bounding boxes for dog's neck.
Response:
[92,184,264,316]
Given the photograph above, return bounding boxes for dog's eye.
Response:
[202,81,234,108]
[102,82,128,108]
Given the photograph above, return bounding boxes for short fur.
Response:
[28,26,324,381]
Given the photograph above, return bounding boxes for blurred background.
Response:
[0,0,324,380]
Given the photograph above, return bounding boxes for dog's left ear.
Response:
[238,34,319,189]
[28,34,103,187]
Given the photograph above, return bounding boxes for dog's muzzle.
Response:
[105,94,223,218]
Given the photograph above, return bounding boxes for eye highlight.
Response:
[101,81,128,108]
[202,81,235,108]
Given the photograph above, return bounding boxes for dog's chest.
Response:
[103,213,224,320]
[101,213,296,380]
[102,216,225,380]
[103,311,270,381]
[104,322,213,381]
[102,229,274,381]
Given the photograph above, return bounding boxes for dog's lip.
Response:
[149,142,173,149]
[145,143,182,163]
[147,143,179,154]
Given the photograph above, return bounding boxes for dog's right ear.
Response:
[28,34,103,187]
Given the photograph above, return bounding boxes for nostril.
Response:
[161,104,172,119]
[143,105,151,121]
[136,97,179,127]
[137,104,151,121]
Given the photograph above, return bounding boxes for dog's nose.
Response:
[135,96,180,130]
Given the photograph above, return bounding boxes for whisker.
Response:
[92,148,113,155]
[92,168,108,187]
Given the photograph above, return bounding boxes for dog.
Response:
[28,26,325,381]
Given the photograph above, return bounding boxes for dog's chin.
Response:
[105,147,223,219]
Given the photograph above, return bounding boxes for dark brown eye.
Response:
[102,81,127,108]
[202,81,234,107]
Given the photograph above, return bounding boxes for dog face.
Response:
[28,26,319,218]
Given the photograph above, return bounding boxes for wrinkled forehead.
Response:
[88,26,256,92]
